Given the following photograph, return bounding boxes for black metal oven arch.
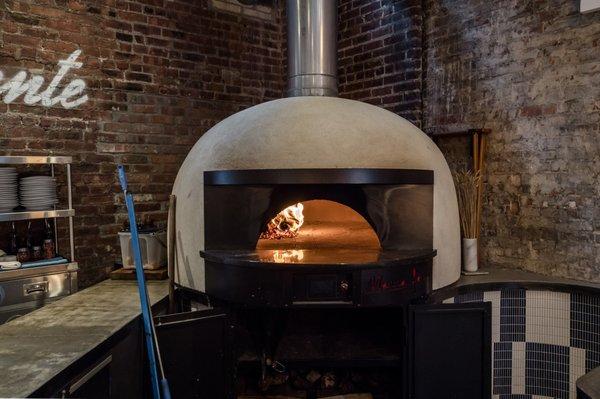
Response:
[204,168,434,251]
[204,168,434,186]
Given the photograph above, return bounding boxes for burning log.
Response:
[321,372,336,389]
[305,370,321,384]
[260,203,304,239]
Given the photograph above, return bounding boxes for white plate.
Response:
[20,191,56,195]
[21,197,57,202]
[20,191,57,195]
[21,197,58,202]
[20,186,56,190]
[20,188,56,193]
[21,199,56,203]
[21,192,57,196]
[21,194,57,199]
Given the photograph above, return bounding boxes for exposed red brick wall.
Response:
[0,0,284,287]
[338,0,423,127]
[425,1,600,282]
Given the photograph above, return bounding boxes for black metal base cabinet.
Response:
[158,289,491,399]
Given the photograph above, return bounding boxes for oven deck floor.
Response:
[201,248,436,269]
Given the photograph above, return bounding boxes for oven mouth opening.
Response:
[256,199,381,251]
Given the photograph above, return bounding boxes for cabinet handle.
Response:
[23,282,48,296]
[68,355,112,394]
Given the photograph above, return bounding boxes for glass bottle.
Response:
[43,219,56,259]
[10,222,18,255]
[26,221,32,250]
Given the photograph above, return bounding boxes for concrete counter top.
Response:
[432,267,600,300]
[0,279,168,398]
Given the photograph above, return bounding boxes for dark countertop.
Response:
[578,366,600,399]
[0,279,168,398]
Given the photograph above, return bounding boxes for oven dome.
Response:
[172,96,460,291]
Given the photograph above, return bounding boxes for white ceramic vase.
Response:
[462,238,478,272]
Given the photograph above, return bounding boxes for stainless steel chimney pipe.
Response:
[287,0,338,97]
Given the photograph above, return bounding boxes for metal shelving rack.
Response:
[0,156,78,324]
[0,155,75,262]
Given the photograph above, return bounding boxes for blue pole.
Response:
[118,165,163,399]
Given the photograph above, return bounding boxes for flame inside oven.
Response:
[260,203,305,239]
[271,249,305,263]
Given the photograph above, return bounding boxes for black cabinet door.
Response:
[155,308,232,399]
[408,302,491,399]
[111,321,143,398]
[63,355,112,398]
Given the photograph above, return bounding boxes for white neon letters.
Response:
[0,50,89,109]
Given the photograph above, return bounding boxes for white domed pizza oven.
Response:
[172,96,460,299]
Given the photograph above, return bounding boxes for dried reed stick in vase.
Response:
[454,170,481,239]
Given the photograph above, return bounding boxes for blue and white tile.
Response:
[485,290,501,342]
[526,291,570,347]
[569,347,586,399]
[511,341,526,395]
[500,289,526,342]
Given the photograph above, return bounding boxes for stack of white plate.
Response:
[0,168,18,213]
[19,176,58,211]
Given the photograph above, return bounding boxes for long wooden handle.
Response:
[475,134,487,238]
[167,194,176,314]
[472,132,479,172]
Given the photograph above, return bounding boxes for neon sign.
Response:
[0,50,89,109]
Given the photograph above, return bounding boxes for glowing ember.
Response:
[271,249,305,263]
[260,203,305,239]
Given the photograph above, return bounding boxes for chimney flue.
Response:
[287,0,338,97]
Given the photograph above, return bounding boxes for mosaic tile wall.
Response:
[442,289,600,399]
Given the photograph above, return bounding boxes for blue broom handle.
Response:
[118,165,162,399]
